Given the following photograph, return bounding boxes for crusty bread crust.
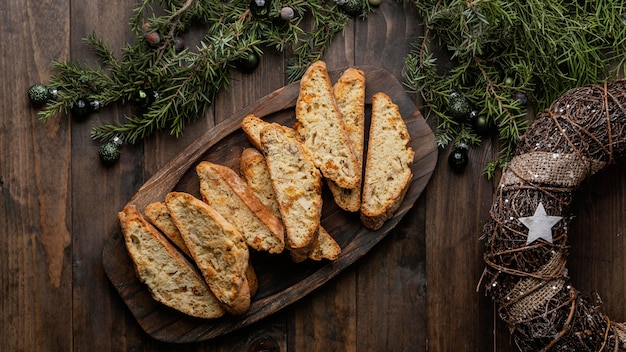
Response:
[165,192,251,315]
[197,161,285,254]
[327,67,366,212]
[261,123,322,251]
[144,201,192,257]
[295,61,361,189]
[360,92,415,230]
[118,204,225,319]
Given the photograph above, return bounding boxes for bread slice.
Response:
[261,123,322,252]
[327,67,366,212]
[196,161,285,254]
[360,92,415,230]
[240,148,282,218]
[118,204,225,319]
[144,201,192,257]
[295,61,361,189]
[241,114,300,150]
[165,192,251,315]
[144,201,259,296]
[308,227,341,261]
[240,147,341,262]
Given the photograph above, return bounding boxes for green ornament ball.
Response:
[236,52,260,74]
[470,110,491,137]
[448,92,471,120]
[28,83,51,107]
[98,137,123,165]
[341,0,363,16]
[369,0,382,6]
[448,145,469,172]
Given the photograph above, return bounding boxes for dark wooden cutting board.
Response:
[102,66,438,343]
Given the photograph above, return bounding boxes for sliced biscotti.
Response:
[240,148,282,218]
[118,204,225,319]
[165,192,251,315]
[144,201,192,257]
[196,161,285,254]
[295,61,361,189]
[327,67,366,212]
[261,123,322,252]
[145,200,259,296]
[360,92,415,231]
[240,147,341,262]
[308,227,341,261]
[241,114,299,150]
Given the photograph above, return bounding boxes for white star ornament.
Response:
[518,202,563,246]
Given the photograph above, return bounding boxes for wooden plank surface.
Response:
[3,0,626,351]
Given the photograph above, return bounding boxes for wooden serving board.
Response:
[102,66,438,343]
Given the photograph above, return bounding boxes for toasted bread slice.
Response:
[118,204,225,319]
[240,147,340,262]
[144,201,259,296]
[197,161,285,254]
[241,114,300,150]
[165,192,251,315]
[360,92,415,230]
[327,67,366,212]
[308,227,341,261]
[295,61,360,189]
[289,226,342,262]
[240,148,282,218]
[144,202,192,257]
[261,123,322,251]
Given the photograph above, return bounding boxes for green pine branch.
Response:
[36,0,373,144]
[402,0,626,178]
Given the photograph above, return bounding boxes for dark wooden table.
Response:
[4,1,626,351]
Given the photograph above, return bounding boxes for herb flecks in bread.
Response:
[327,67,366,212]
[196,161,285,254]
[360,92,415,231]
[165,192,251,315]
[261,123,322,252]
[295,61,360,189]
[118,204,225,319]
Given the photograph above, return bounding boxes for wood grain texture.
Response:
[0,0,72,351]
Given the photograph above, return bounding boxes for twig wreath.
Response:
[481,80,626,351]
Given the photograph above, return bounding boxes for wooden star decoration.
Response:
[518,202,563,246]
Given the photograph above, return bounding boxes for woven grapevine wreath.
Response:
[481,80,626,351]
